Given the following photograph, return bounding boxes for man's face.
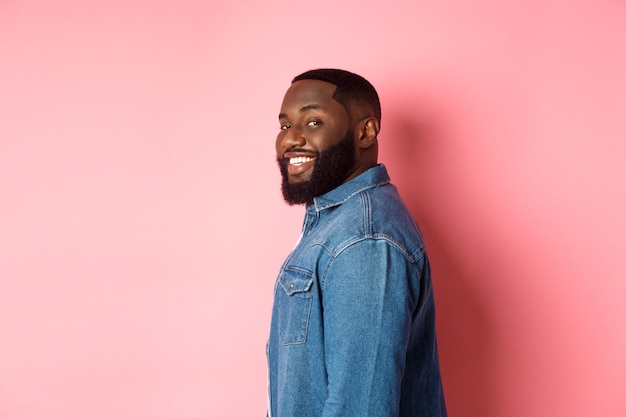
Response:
[276,80,356,205]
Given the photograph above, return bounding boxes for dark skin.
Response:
[276,79,380,186]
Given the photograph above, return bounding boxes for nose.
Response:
[278,126,306,151]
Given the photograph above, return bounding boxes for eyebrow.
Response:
[279,104,328,119]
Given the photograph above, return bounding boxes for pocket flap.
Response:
[279,268,314,296]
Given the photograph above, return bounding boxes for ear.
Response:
[356,117,380,149]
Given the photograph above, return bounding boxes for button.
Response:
[290,282,295,289]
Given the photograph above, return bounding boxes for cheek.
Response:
[312,132,339,152]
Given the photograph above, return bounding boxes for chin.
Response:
[288,176,309,184]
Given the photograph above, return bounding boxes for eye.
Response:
[280,123,291,130]
[307,120,321,127]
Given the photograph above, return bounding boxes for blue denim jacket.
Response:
[267,165,446,417]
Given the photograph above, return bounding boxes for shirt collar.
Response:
[307,164,390,212]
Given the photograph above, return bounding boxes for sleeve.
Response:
[321,238,421,417]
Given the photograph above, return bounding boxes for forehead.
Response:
[280,79,346,115]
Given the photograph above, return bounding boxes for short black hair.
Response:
[292,68,381,123]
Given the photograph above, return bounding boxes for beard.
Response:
[277,132,356,205]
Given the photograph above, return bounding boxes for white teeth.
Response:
[289,156,314,166]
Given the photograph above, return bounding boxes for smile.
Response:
[290,156,315,166]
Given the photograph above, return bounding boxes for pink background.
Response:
[1,1,625,416]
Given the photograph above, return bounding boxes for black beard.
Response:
[278,132,356,205]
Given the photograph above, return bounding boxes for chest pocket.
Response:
[277,267,314,345]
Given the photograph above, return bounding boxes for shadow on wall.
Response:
[381,96,496,417]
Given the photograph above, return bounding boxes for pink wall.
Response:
[1,1,625,416]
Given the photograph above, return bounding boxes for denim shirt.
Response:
[267,165,446,417]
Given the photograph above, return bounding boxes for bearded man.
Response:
[267,69,447,417]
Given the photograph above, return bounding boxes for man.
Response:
[267,69,447,417]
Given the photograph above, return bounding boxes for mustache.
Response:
[282,148,320,157]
